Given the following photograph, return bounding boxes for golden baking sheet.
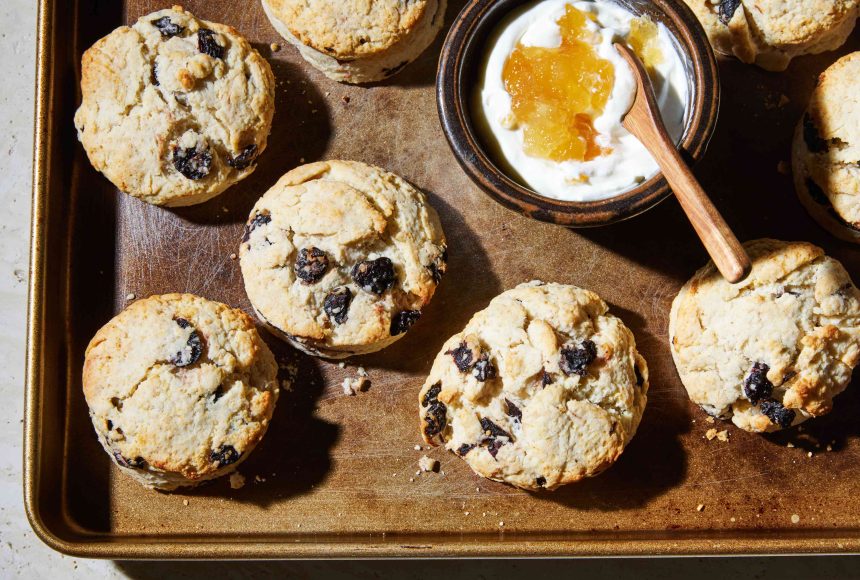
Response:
[25,0,860,558]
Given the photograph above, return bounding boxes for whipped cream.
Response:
[473,0,689,201]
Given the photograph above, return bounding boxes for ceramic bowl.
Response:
[437,0,720,227]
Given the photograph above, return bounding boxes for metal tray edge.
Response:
[22,0,860,559]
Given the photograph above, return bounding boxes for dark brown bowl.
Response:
[437,0,720,227]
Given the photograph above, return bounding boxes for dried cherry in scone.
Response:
[390,310,421,336]
[472,354,496,381]
[227,144,258,170]
[718,0,741,25]
[172,146,212,180]
[457,443,476,456]
[242,211,272,243]
[151,16,184,38]
[114,452,147,469]
[351,257,396,294]
[323,287,352,324]
[743,362,773,403]
[803,114,829,153]
[760,399,796,428]
[559,339,597,376]
[210,444,240,467]
[171,317,203,367]
[504,398,522,422]
[447,341,476,372]
[480,417,512,459]
[294,247,329,283]
[422,382,447,438]
[427,248,448,284]
[198,28,224,59]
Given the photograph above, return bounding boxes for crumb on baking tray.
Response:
[229,472,246,490]
[418,455,438,473]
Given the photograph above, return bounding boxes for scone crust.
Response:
[261,0,446,83]
[792,52,860,243]
[418,281,649,491]
[263,0,431,58]
[669,240,860,433]
[682,0,859,71]
[239,161,447,359]
[74,6,276,206]
[83,294,279,490]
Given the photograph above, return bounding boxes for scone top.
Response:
[82,294,279,489]
[419,281,649,491]
[805,52,860,166]
[264,0,435,59]
[239,161,447,358]
[73,6,275,206]
[670,239,860,433]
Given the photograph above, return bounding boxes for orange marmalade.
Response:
[501,4,662,163]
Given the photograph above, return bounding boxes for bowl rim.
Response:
[436,0,721,227]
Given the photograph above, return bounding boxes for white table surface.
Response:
[0,2,857,578]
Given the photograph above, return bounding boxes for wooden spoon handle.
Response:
[614,43,751,283]
[649,130,751,283]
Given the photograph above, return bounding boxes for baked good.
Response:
[74,6,276,206]
[793,52,860,243]
[239,161,447,358]
[260,0,447,83]
[418,281,649,491]
[670,239,860,433]
[83,294,279,490]
[681,0,859,71]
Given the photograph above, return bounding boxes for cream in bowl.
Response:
[472,0,688,202]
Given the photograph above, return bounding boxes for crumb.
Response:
[342,95,351,104]
[229,472,246,490]
[791,514,800,524]
[409,477,414,482]
[476,487,480,492]
[778,94,789,107]
[787,442,795,448]
[464,511,470,516]
[255,475,266,483]
[826,445,833,452]
[418,455,438,473]
[414,445,422,451]
[342,378,356,396]
[299,157,306,163]
[499,521,504,527]
[229,253,237,260]
[697,504,705,512]
[126,293,136,301]
[730,517,736,522]
[311,109,318,114]
[221,206,229,213]
[270,42,281,52]
[807,451,813,458]
[705,428,718,440]
[280,378,293,392]
[777,160,789,175]
[716,430,729,442]
[183,499,189,506]
[338,362,346,368]
[356,377,370,392]
[706,416,715,424]
[357,366,368,378]
[325,91,330,97]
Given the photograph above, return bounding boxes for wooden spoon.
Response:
[614,42,751,283]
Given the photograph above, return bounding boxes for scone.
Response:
[239,161,447,359]
[793,52,860,243]
[670,239,860,433]
[418,281,649,491]
[74,6,276,206]
[83,294,279,490]
[681,0,859,71]
[261,0,447,83]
